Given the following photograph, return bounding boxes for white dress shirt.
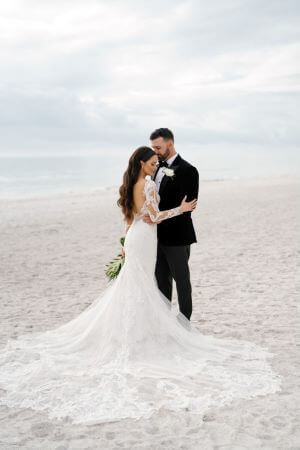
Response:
[154,153,178,191]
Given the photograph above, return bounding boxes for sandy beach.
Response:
[0,176,299,449]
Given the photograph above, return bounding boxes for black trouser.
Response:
[155,242,192,320]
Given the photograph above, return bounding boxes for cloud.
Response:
[0,0,299,161]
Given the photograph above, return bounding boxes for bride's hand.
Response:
[143,214,156,224]
[180,195,197,213]
[143,214,162,224]
[121,247,125,257]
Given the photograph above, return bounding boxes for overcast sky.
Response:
[0,0,299,174]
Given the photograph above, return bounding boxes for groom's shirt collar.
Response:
[166,153,178,166]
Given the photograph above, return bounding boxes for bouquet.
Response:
[105,237,125,280]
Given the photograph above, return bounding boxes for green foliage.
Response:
[105,236,126,280]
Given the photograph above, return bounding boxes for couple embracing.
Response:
[119,127,199,323]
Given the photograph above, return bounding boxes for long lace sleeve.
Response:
[144,178,182,223]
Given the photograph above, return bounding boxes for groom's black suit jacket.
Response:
[152,154,199,246]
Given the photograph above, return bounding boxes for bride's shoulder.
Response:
[144,175,155,189]
[145,175,155,184]
[134,177,153,194]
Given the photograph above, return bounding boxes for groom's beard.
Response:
[158,150,171,161]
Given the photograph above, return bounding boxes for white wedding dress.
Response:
[0,175,281,424]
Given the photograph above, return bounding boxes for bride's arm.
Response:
[144,180,184,223]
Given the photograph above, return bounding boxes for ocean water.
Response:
[0,153,295,199]
[0,155,237,199]
[0,155,123,198]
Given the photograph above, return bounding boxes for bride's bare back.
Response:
[132,179,147,216]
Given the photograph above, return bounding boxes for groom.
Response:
[143,128,199,321]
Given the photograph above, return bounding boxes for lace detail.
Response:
[133,175,181,222]
[139,175,182,223]
[0,177,282,424]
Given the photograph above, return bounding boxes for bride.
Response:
[0,146,281,424]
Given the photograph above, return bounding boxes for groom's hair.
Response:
[150,128,174,142]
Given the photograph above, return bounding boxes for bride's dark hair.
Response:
[117,146,156,222]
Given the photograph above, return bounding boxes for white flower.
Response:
[163,168,175,177]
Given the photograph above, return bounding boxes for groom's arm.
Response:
[183,165,199,203]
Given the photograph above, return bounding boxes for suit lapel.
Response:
[153,165,160,181]
[158,154,181,195]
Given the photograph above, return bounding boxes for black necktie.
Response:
[158,160,169,168]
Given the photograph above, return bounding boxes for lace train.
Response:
[0,178,282,424]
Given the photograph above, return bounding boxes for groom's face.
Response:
[151,137,172,161]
